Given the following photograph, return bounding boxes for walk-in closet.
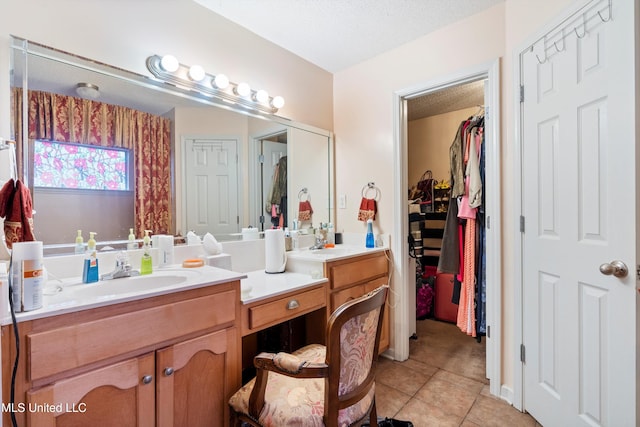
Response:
[407,79,488,382]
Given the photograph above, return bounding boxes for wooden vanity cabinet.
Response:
[325,251,390,353]
[2,281,241,427]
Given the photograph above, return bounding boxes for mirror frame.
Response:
[10,36,335,249]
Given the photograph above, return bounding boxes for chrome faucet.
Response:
[310,235,327,250]
[101,251,140,280]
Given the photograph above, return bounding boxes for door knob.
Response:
[164,367,174,376]
[141,375,153,385]
[599,260,628,278]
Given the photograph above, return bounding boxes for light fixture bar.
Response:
[146,55,284,114]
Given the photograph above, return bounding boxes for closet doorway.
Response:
[392,59,502,398]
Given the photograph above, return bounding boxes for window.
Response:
[34,140,130,191]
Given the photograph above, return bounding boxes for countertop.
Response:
[4,265,247,325]
[240,270,327,304]
[285,244,388,262]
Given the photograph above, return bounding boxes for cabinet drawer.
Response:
[28,289,237,381]
[329,254,388,290]
[330,284,365,313]
[249,287,325,331]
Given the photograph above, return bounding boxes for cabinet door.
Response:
[26,353,155,427]
[156,328,239,427]
[330,284,365,313]
[364,279,390,353]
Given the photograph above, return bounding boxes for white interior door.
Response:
[184,138,239,236]
[521,1,636,425]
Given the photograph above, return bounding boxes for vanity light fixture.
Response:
[254,89,269,104]
[146,54,285,114]
[234,82,251,97]
[188,65,206,82]
[75,82,100,99]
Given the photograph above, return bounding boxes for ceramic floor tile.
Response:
[376,359,433,395]
[464,395,538,427]
[393,397,464,427]
[413,375,479,417]
[432,369,486,393]
[374,382,413,419]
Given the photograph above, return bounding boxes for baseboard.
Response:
[500,385,514,406]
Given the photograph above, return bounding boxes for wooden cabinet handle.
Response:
[286,300,300,310]
[164,367,174,376]
[142,375,153,385]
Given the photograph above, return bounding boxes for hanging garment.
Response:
[0,179,36,249]
[449,121,467,198]
[457,217,476,337]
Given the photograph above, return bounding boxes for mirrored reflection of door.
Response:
[184,138,239,236]
[260,139,287,231]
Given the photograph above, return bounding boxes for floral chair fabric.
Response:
[229,305,383,427]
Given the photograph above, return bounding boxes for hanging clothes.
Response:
[266,156,287,228]
[437,112,486,339]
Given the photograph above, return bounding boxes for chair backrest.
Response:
[323,285,389,422]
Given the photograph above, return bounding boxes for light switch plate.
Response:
[338,194,347,209]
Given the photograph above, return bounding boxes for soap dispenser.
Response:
[127,228,137,250]
[140,230,153,275]
[82,232,99,283]
[74,230,85,254]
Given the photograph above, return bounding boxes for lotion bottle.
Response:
[74,230,85,254]
[140,230,153,275]
[82,232,99,283]
[127,228,137,250]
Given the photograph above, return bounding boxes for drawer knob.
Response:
[141,375,153,385]
[164,367,174,376]
[286,300,300,310]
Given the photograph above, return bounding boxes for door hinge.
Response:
[259,215,265,224]
[520,215,525,233]
[487,325,490,338]
[520,344,526,363]
[487,216,491,230]
[258,154,265,163]
[636,265,640,280]
[520,85,525,103]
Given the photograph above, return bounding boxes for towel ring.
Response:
[361,182,381,201]
[298,188,309,201]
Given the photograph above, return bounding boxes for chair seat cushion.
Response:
[229,344,375,427]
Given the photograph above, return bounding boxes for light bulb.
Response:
[160,55,179,73]
[255,89,269,104]
[188,65,205,82]
[235,82,251,97]
[214,74,229,89]
[271,96,285,109]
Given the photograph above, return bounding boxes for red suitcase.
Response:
[434,273,458,323]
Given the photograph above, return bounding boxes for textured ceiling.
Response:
[407,80,485,121]
[194,0,505,73]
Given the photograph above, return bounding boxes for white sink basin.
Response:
[46,268,204,303]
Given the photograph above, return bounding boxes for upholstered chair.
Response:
[229,285,389,427]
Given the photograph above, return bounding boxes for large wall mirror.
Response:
[9,37,334,250]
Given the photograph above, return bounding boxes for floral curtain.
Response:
[12,88,172,236]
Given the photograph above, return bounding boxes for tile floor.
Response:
[374,319,542,427]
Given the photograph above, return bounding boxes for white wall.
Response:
[333,0,574,393]
[0,0,333,140]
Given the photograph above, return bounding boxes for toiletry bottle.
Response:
[366,219,375,248]
[140,230,153,275]
[326,223,335,247]
[127,228,137,250]
[82,232,99,283]
[74,230,84,254]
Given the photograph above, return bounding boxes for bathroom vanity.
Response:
[1,266,246,427]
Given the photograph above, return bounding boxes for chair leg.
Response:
[369,399,378,427]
